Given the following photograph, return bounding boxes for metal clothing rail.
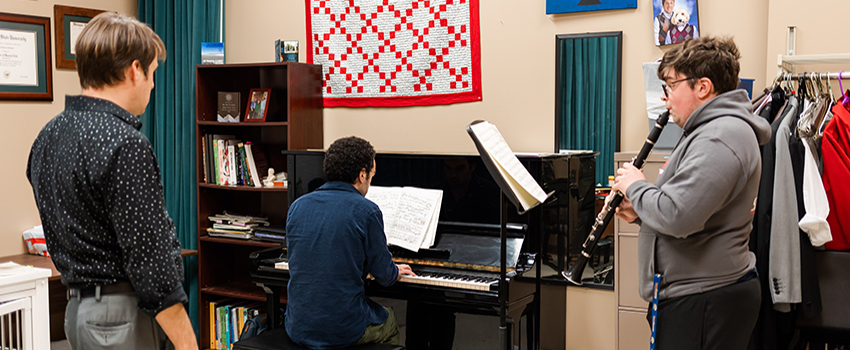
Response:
[778,26,850,74]
[780,71,850,80]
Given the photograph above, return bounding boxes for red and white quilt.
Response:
[306,0,481,107]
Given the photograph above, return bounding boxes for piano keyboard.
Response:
[273,260,498,291]
[399,269,498,291]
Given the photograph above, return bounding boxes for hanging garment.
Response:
[787,132,824,321]
[769,95,802,310]
[822,103,850,250]
[799,137,832,246]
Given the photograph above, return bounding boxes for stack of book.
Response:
[208,298,266,349]
[201,134,268,187]
[206,212,270,240]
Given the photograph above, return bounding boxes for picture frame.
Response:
[652,0,700,46]
[546,0,636,14]
[244,88,271,122]
[54,5,106,69]
[0,12,53,101]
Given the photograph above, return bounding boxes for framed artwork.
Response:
[653,0,700,46]
[54,5,105,69]
[244,88,271,122]
[0,12,52,101]
[546,0,637,14]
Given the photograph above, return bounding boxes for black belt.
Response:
[68,282,134,301]
[736,268,758,284]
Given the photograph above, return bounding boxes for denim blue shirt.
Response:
[285,181,399,349]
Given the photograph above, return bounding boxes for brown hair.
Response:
[657,36,741,95]
[75,12,166,90]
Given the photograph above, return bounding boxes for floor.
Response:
[50,299,508,350]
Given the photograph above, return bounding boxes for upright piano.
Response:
[249,151,596,349]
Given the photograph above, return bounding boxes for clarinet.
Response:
[562,110,670,285]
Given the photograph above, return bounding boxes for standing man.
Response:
[654,0,675,45]
[27,12,197,350]
[612,36,770,349]
[285,136,415,348]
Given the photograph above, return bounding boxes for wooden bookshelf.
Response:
[195,62,322,348]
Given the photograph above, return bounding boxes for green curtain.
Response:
[137,0,223,332]
[558,35,619,185]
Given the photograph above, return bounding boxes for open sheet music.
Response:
[468,121,548,211]
[366,186,443,252]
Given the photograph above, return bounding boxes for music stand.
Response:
[467,120,553,350]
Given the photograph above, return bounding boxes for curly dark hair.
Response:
[657,36,741,95]
[324,136,376,184]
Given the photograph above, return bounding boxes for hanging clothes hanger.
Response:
[840,71,850,111]
[815,73,836,139]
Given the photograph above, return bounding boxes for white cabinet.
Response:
[0,266,51,350]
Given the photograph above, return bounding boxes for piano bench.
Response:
[233,328,405,350]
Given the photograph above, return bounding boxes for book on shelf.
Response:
[201,42,224,65]
[237,143,253,186]
[212,211,269,225]
[201,134,268,188]
[212,223,257,231]
[248,143,269,184]
[207,228,253,240]
[210,299,264,349]
[466,120,549,212]
[202,136,208,183]
[226,140,239,186]
[365,186,443,252]
[245,142,262,188]
[217,92,241,122]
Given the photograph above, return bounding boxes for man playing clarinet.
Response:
[612,36,771,349]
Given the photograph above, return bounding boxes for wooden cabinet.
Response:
[613,152,668,350]
[195,62,322,349]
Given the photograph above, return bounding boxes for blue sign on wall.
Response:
[547,0,637,14]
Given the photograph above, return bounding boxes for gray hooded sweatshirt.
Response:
[627,89,772,302]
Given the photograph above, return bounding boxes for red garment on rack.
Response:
[823,103,850,250]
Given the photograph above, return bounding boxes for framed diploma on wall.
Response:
[54,5,106,69]
[0,12,52,101]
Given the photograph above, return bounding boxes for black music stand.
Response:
[467,120,553,350]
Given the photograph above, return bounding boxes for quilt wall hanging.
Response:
[306,0,482,107]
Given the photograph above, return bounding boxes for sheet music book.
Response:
[366,186,443,252]
[467,120,548,212]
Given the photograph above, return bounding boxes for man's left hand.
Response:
[613,162,645,195]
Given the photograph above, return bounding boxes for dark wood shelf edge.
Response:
[198,183,287,192]
[201,284,287,303]
[197,121,288,127]
[180,249,198,257]
[198,236,281,247]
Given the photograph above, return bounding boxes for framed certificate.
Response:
[0,12,52,101]
[54,5,105,69]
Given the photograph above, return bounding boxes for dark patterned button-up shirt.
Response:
[27,95,187,316]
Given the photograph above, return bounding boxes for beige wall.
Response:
[764,0,850,79]
[225,0,769,155]
[0,0,136,257]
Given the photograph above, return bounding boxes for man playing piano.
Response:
[285,136,415,348]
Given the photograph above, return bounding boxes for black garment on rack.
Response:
[788,118,823,321]
[748,89,794,350]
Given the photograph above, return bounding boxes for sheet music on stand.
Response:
[467,120,551,213]
[467,120,551,350]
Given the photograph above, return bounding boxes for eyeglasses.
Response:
[661,77,692,93]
